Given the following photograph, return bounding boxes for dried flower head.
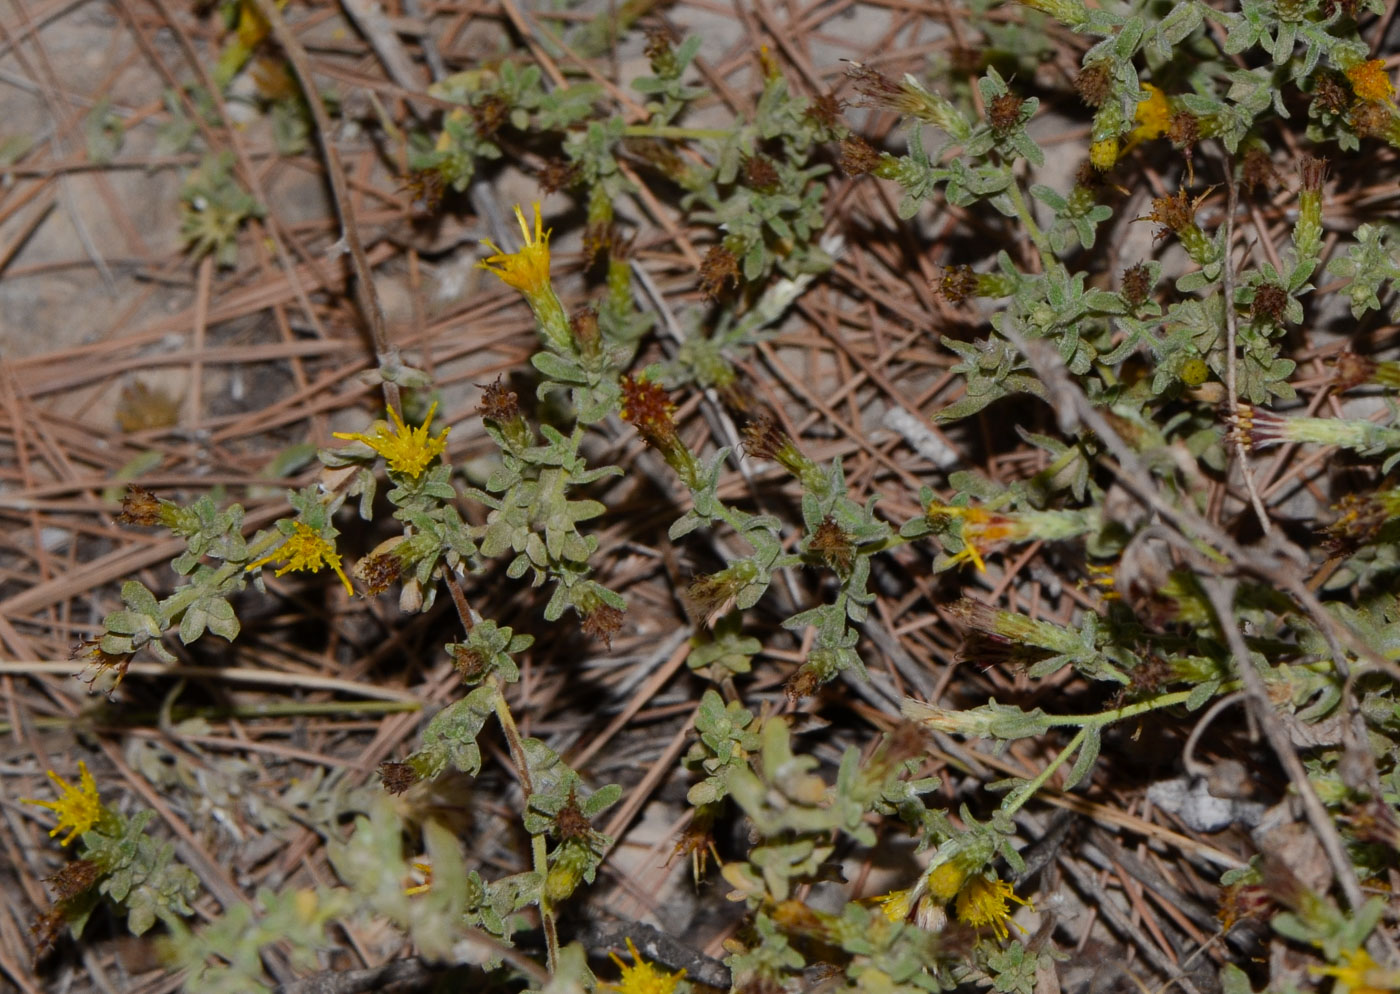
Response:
[1168,110,1200,151]
[699,244,741,299]
[536,158,581,195]
[784,664,823,701]
[1346,59,1395,104]
[582,603,625,648]
[378,761,420,795]
[470,93,510,138]
[22,762,106,846]
[450,643,490,681]
[1251,282,1290,323]
[838,135,882,176]
[620,375,678,447]
[1300,153,1328,192]
[31,905,66,963]
[806,90,845,130]
[809,516,855,575]
[477,377,521,424]
[1121,262,1153,307]
[334,402,450,479]
[644,27,677,75]
[684,561,762,625]
[117,486,164,526]
[356,552,402,596]
[1075,61,1113,107]
[571,306,601,356]
[245,521,354,596]
[1332,350,1376,390]
[988,93,1024,133]
[744,155,780,192]
[45,859,101,902]
[1312,71,1351,115]
[1147,189,1197,234]
[934,264,979,304]
[1350,99,1392,138]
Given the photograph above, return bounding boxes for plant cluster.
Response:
[20,0,1400,991]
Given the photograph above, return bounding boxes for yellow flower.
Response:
[333,401,449,478]
[23,761,105,846]
[1347,60,1395,104]
[926,858,973,902]
[605,937,686,994]
[478,202,553,298]
[246,522,354,596]
[955,875,1033,941]
[1127,83,1172,145]
[877,887,915,922]
[1311,947,1400,994]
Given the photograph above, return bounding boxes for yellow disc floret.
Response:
[334,401,449,479]
[954,875,1033,941]
[605,937,686,994]
[246,521,354,596]
[23,761,106,846]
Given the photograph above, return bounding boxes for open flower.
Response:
[246,521,354,596]
[605,937,686,994]
[1311,947,1400,994]
[1346,60,1395,104]
[334,402,449,478]
[1125,83,1172,147]
[479,202,552,297]
[955,874,1033,941]
[23,761,107,846]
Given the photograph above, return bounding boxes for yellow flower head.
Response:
[877,887,916,922]
[246,521,354,596]
[334,402,449,479]
[1347,60,1395,104]
[926,858,974,902]
[1128,83,1172,144]
[23,761,105,846]
[605,937,686,994]
[478,202,553,298]
[955,875,1033,941]
[1311,947,1400,994]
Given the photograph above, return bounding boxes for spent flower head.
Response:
[246,521,354,596]
[23,761,108,846]
[334,402,449,479]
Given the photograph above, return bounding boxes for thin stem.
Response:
[1003,726,1087,816]
[1004,170,1053,263]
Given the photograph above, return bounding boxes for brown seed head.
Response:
[806,90,846,130]
[1351,100,1392,138]
[400,168,445,215]
[620,374,678,445]
[988,93,1023,133]
[1251,282,1290,323]
[1148,190,1196,234]
[581,603,624,648]
[644,27,677,75]
[744,155,780,192]
[357,552,402,596]
[838,135,882,176]
[470,93,509,139]
[1075,61,1113,107]
[741,413,791,462]
[784,665,822,701]
[477,377,521,424]
[536,158,581,195]
[45,860,100,901]
[450,644,489,681]
[118,486,163,526]
[1332,350,1375,390]
[554,792,597,842]
[810,516,855,575]
[31,905,65,964]
[1121,262,1154,307]
[571,306,601,355]
[699,244,741,299]
[1168,111,1200,151]
[845,62,903,107]
[1311,70,1351,115]
[1300,153,1328,192]
[934,264,979,304]
[378,760,420,795]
